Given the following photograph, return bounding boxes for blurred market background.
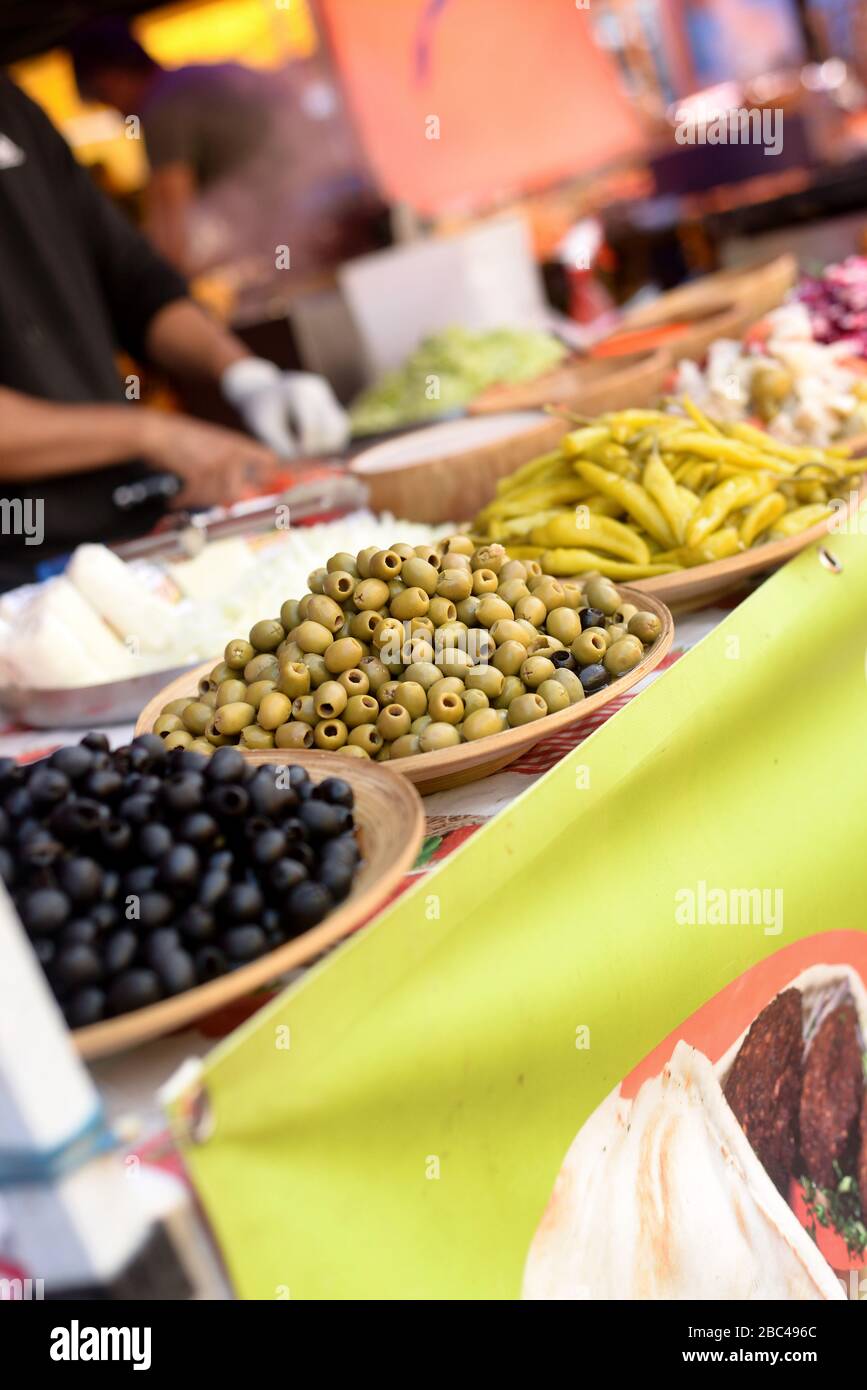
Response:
[5,0,867,414]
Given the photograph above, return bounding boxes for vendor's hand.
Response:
[220,357,350,457]
[141,411,279,508]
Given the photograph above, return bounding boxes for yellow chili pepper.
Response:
[643,453,692,545]
[494,451,570,495]
[665,432,794,474]
[770,504,834,537]
[573,461,676,548]
[538,549,680,579]
[738,491,787,547]
[530,512,650,564]
[681,395,722,436]
[686,474,776,549]
[558,426,611,459]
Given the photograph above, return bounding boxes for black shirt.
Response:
[0,76,188,586]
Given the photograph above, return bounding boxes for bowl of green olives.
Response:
[136,539,674,795]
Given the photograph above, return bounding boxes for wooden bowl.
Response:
[72,752,425,1060]
[468,349,670,418]
[632,475,867,612]
[623,254,797,333]
[349,412,570,525]
[135,589,673,796]
[595,300,746,366]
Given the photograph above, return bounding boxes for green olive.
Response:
[327,551,359,576]
[584,576,622,616]
[377,681,401,708]
[489,619,532,649]
[291,695,317,725]
[164,730,194,751]
[561,582,583,610]
[356,545,379,578]
[324,637,364,674]
[205,721,234,747]
[390,542,418,561]
[462,689,489,716]
[214,701,256,736]
[344,694,380,728]
[496,578,530,608]
[307,567,328,594]
[411,715,433,736]
[462,708,502,741]
[613,603,640,627]
[277,639,303,663]
[520,655,556,689]
[314,718,348,750]
[294,620,333,655]
[359,656,391,692]
[420,721,461,751]
[494,675,526,709]
[545,607,582,646]
[465,664,504,698]
[471,567,499,595]
[369,549,402,581]
[402,661,443,692]
[514,594,547,628]
[240,725,275,750]
[161,698,193,718]
[301,652,330,688]
[473,544,506,573]
[225,638,255,670]
[199,690,217,710]
[249,619,285,652]
[428,676,464,701]
[456,595,481,625]
[258,691,293,729]
[322,570,356,604]
[336,744,369,759]
[181,701,213,736]
[393,680,428,720]
[572,630,608,667]
[605,624,629,646]
[306,595,345,633]
[553,668,585,704]
[533,579,567,612]
[390,586,429,621]
[187,738,215,757]
[437,649,475,680]
[604,636,644,677]
[428,689,464,724]
[276,661,310,698]
[354,577,390,611]
[508,692,548,727]
[244,653,280,684]
[400,558,439,594]
[275,721,314,749]
[499,559,528,583]
[414,544,442,567]
[311,681,347,720]
[338,667,369,697]
[216,678,248,708]
[377,704,412,740]
[154,712,184,737]
[347,724,383,755]
[245,679,276,711]
[537,679,571,714]
[350,610,382,643]
[280,599,301,631]
[437,569,473,603]
[475,594,513,628]
[372,617,404,657]
[628,611,662,644]
[444,534,475,556]
[390,734,421,759]
[492,639,527,677]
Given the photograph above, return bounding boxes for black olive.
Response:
[52,943,104,990]
[28,767,71,806]
[207,784,249,818]
[81,732,110,753]
[87,750,111,772]
[84,767,124,801]
[21,887,70,934]
[98,819,132,859]
[101,869,120,901]
[58,856,103,904]
[549,649,576,670]
[178,812,219,848]
[205,747,247,784]
[0,847,14,886]
[91,904,118,933]
[287,766,312,798]
[221,924,267,961]
[103,928,139,974]
[320,832,359,864]
[172,750,209,775]
[123,864,159,896]
[208,850,234,874]
[65,987,106,1028]
[317,862,354,902]
[222,882,264,923]
[137,890,175,929]
[61,918,100,947]
[19,837,62,870]
[118,793,156,825]
[578,662,609,694]
[194,945,228,982]
[0,807,8,843]
[32,937,55,967]
[50,799,105,843]
[251,828,287,867]
[107,969,162,1015]
[285,881,333,932]
[159,844,199,891]
[268,858,308,895]
[248,769,298,818]
[299,800,352,839]
[0,756,22,790]
[49,745,94,780]
[197,869,229,909]
[5,786,33,820]
[162,772,205,815]
[291,842,315,872]
[156,948,196,995]
[128,774,163,799]
[138,822,174,861]
[179,904,215,942]
[132,734,167,762]
[125,743,154,774]
[145,928,182,965]
[314,776,354,808]
[580,606,606,631]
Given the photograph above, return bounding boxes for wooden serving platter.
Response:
[135,588,674,797]
[73,751,425,1059]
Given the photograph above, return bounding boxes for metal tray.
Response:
[0,663,199,730]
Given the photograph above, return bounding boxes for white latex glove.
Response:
[221,357,350,457]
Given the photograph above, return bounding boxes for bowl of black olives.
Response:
[0,735,424,1058]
